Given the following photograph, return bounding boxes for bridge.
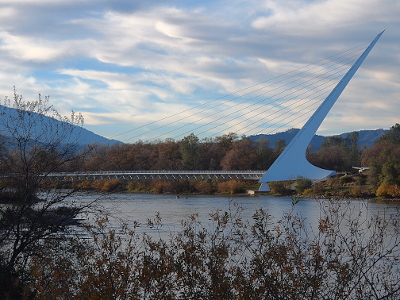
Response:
[45,170,266,182]
[37,32,383,188]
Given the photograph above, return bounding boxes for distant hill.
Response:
[72,126,122,147]
[0,105,121,148]
[249,128,389,151]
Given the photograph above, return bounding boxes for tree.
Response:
[220,138,257,170]
[274,138,286,155]
[344,131,361,167]
[308,145,346,171]
[320,136,343,148]
[179,133,200,170]
[154,139,182,170]
[377,123,400,144]
[380,158,398,184]
[215,132,238,152]
[309,132,361,172]
[362,124,400,195]
[0,89,91,298]
[197,138,224,170]
[255,138,274,170]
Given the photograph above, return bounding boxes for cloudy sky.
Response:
[0,0,398,143]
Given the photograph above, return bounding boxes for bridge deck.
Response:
[46,170,266,181]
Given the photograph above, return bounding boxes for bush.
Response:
[269,181,292,195]
[100,180,123,192]
[294,176,313,194]
[340,175,354,185]
[30,199,400,299]
[310,182,326,194]
[216,180,246,194]
[356,174,368,185]
[194,180,216,194]
[376,182,400,198]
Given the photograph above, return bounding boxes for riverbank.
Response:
[56,172,394,199]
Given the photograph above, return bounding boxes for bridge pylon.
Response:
[259,31,385,192]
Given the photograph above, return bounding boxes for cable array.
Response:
[112,42,368,143]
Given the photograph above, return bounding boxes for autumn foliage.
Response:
[362,124,400,197]
[79,125,400,198]
[2,90,400,299]
[30,199,400,299]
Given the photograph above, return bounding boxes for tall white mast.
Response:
[259,31,385,191]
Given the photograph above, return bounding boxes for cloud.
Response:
[252,0,396,35]
[0,33,66,62]
[0,0,398,142]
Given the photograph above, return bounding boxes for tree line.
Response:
[83,132,361,173]
[2,90,400,197]
[78,123,400,197]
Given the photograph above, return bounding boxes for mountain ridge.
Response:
[0,105,121,147]
[0,104,389,149]
[249,128,388,151]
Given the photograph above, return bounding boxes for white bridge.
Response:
[45,170,266,181]
[40,32,384,188]
[47,32,383,187]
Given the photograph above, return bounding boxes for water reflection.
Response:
[73,193,400,236]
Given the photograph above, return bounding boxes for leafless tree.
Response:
[0,88,92,298]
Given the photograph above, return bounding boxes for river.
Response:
[74,193,400,236]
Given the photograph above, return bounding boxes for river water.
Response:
[74,193,400,236]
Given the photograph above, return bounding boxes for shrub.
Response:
[294,176,313,194]
[126,180,152,192]
[310,182,326,194]
[376,182,400,198]
[340,175,354,185]
[216,180,246,194]
[356,174,368,185]
[101,180,123,192]
[194,180,216,194]
[269,181,292,195]
[30,199,400,299]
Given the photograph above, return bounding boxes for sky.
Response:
[0,0,399,143]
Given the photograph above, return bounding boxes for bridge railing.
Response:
[43,170,267,181]
[46,170,266,174]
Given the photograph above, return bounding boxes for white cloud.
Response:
[0,0,398,142]
[0,34,60,62]
[252,0,397,36]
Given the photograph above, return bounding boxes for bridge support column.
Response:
[259,31,384,191]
